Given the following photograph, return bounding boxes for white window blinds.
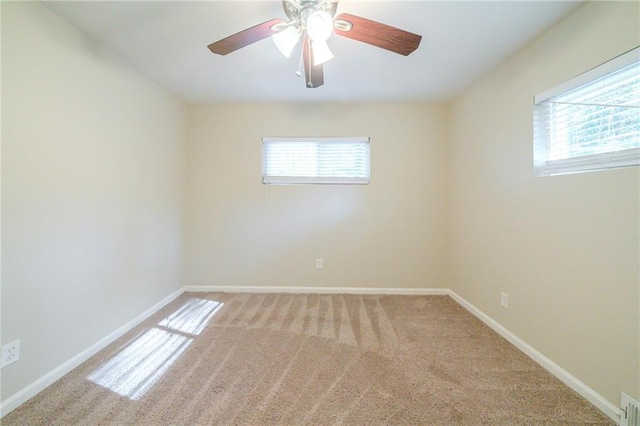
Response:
[262,137,370,184]
[533,47,640,176]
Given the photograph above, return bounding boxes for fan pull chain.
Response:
[296,43,304,77]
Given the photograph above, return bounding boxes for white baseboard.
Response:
[1,285,619,423]
[183,285,449,296]
[447,289,620,422]
[0,288,184,418]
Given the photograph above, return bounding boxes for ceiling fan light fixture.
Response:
[312,40,334,65]
[306,10,333,42]
[272,25,301,57]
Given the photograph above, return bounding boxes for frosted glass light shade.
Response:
[273,26,300,58]
[307,10,333,42]
[312,40,334,65]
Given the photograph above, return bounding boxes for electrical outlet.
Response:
[316,258,323,270]
[1,340,20,368]
[501,292,509,309]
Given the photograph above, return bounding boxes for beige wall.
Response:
[186,104,448,289]
[448,1,639,406]
[1,2,186,400]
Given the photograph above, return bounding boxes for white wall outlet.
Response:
[1,340,20,368]
[501,292,509,309]
[316,258,324,270]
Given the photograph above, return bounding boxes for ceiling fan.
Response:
[208,0,422,88]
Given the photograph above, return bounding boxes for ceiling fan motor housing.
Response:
[282,0,338,24]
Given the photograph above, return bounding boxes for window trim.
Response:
[262,136,371,185]
[533,46,640,177]
[534,48,638,105]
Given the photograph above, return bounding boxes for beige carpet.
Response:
[4,293,613,425]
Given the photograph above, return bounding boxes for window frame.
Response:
[262,136,371,185]
[533,46,639,176]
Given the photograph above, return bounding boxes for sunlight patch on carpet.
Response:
[88,297,223,400]
[87,328,192,400]
[159,298,223,335]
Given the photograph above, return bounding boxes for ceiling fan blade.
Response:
[334,13,422,56]
[208,19,286,55]
[302,37,324,88]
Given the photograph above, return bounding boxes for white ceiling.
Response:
[44,1,582,104]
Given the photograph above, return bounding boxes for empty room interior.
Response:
[1,0,639,424]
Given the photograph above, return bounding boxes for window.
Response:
[533,47,640,176]
[262,137,370,184]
